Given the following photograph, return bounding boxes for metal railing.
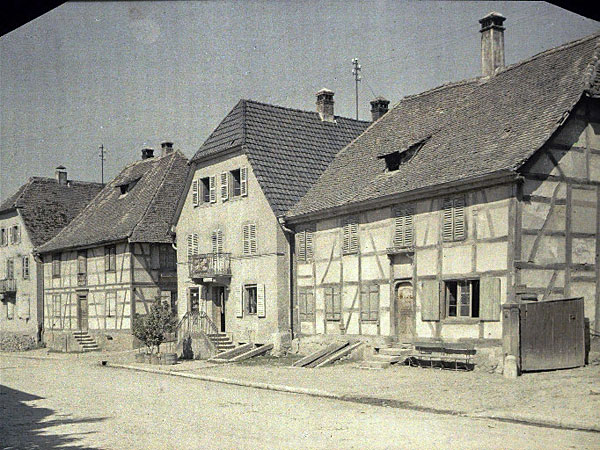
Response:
[176,310,220,340]
[189,253,231,278]
[0,278,16,293]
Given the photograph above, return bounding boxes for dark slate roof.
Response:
[191,100,370,216]
[38,151,190,253]
[0,178,103,248]
[288,33,600,219]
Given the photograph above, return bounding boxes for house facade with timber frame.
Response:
[173,94,370,348]
[287,32,600,349]
[37,145,189,351]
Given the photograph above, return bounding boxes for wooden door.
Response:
[212,286,226,332]
[396,282,414,337]
[77,294,88,330]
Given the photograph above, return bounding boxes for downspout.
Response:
[278,217,295,340]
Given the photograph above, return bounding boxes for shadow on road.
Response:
[0,384,106,449]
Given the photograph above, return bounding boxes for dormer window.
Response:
[378,136,429,172]
[117,179,139,197]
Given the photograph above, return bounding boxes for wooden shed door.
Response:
[396,282,414,337]
[77,294,88,330]
[520,298,585,371]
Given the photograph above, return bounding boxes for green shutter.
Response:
[480,277,501,321]
[420,279,440,321]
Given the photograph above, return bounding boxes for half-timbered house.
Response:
[37,144,189,351]
[287,16,600,351]
[0,168,102,342]
[174,93,370,350]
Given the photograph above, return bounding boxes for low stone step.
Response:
[379,347,412,356]
[358,360,390,369]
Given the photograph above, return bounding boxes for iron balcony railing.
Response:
[189,253,231,279]
[0,278,16,294]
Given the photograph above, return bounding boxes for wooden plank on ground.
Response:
[314,342,363,368]
[208,343,253,362]
[292,342,349,367]
[229,343,274,362]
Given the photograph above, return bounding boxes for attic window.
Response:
[118,179,139,197]
[378,136,429,172]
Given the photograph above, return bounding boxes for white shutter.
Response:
[192,180,199,206]
[192,233,199,255]
[249,224,257,255]
[240,167,248,196]
[404,210,414,247]
[209,176,216,203]
[442,198,454,242]
[243,225,250,255]
[220,172,229,201]
[217,230,223,254]
[211,231,218,254]
[296,232,306,261]
[480,277,501,321]
[237,285,244,318]
[187,235,193,259]
[350,222,359,253]
[453,196,466,241]
[420,279,440,321]
[343,223,350,253]
[257,284,266,317]
[305,229,313,260]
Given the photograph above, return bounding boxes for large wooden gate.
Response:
[505,297,585,371]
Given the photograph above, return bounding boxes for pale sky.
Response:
[1,1,599,200]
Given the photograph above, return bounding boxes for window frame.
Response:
[200,177,211,204]
[52,254,61,278]
[245,284,258,315]
[22,256,30,279]
[298,287,315,321]
[296,226,314,262]
[105,245,117,272]
[393,205,414,249]
[0,228,7,246]
[443,279,480,320]
[342,217,359,255]
[11,225,20,244]
[324,285,341,321]
[159,245,177,271]
[360,284,379,322]
[106,291,117,318]
[6,296,15,320]
[230,168,242,198]
[442,196,466,243]
[6,258,14,279]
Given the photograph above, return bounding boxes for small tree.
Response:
[132,299,176,354]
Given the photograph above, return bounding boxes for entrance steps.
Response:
[72,330,99,352]
[358,343,412,370]
[207,333,236,352]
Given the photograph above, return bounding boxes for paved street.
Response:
[1,356,598,449]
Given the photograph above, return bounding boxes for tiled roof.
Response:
[288,33,600,219]
[37,151,189,253]
[0,178,103,248]
[191,100,370,216]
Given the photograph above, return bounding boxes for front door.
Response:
[395,282,414,337]
[212,286,226,332]
[77,294,88,330]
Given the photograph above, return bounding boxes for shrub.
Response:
[132,299,176,354]
[0,333,38,352]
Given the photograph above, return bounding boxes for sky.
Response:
[1,1,599,201]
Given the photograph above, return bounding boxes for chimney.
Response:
[161,141,174,156]
[141,148,154,159]
[316,88,335,122]
[55,166,67,185]
[479,12,506,77]
[370,97,390,122]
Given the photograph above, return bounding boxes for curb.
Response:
[104,362,600,434]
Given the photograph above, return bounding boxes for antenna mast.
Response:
[98,144,106,184]
[352,58,361,120]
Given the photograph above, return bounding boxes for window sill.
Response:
[441,318,480,325]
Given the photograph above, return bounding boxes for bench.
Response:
[408,342,476,371]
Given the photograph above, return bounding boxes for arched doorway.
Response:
[395,281,414,337]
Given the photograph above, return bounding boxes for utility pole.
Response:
[98,144,106,184]
[352,58,361,120]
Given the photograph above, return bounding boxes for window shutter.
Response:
[187,235,193,259]
[305,230,313,260]
[192,234,199,256]
[307,290,314,316]
[220,172,229,201]
[370,285,379,320]
[242,225,249,255]
[249,224,257,255]
[404,210,413,247]
[334,286,341,320]
[192,180,199,206]
[442,199,454,242]
[360,285,369,321]
[257,284,266,317]
[295,232,306,261]
[209,176,216,203]
[217,230,223,254]
[453,196,466,241]
[420,279,440,321]
[237,285,244,318]
[325,288,332,320]
[480,277,501,321]
[343,218,358,254]
[240,167,248,196]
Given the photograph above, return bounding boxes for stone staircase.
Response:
[72,330,99,352]
[207,332,236,353]
[359,344,413,369]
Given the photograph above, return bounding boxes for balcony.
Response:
[77,273,87,287]
[189,253,231,280]
[0,278,16,294]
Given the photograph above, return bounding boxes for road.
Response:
[1,355,598,449]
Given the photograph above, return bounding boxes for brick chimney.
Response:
[316,89,335,122]
[141,148,154,159]
[479,12,506,77]
[370,97,390,122]
[55,166,67,185]
[161,141,174,156]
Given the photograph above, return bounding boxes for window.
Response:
[360,284,379,322]
[230,169,241,197]
[211,230,223,254]
[77,251,87,274]
[22,256,29,279]
[187,234,199,259]
[379,138,428,172]
[1,228,7,246]
[442,196,466,242]
[342,217,359,254]
[118,179,139,197]
[393,206,414,248]
[325,286,341,321]
[160,290,177,315]
[106,291,117,318]
[105,246,116,272]
[201,177,212,203]
[242,224,257,255]
[6,297,15,320]
[296,227,314,261]
[445,280,480,319]
[6,258,14,279]
[159,245,176,271]
[245,285,257,314]
[52,254,61,278]
[189,287,200,313]
[298,287,314,321]
[10,225,20,244]
[18,295,30,320]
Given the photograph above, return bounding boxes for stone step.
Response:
[358,360,390,370]
[379,347,412,356]
[372,354,405,364]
